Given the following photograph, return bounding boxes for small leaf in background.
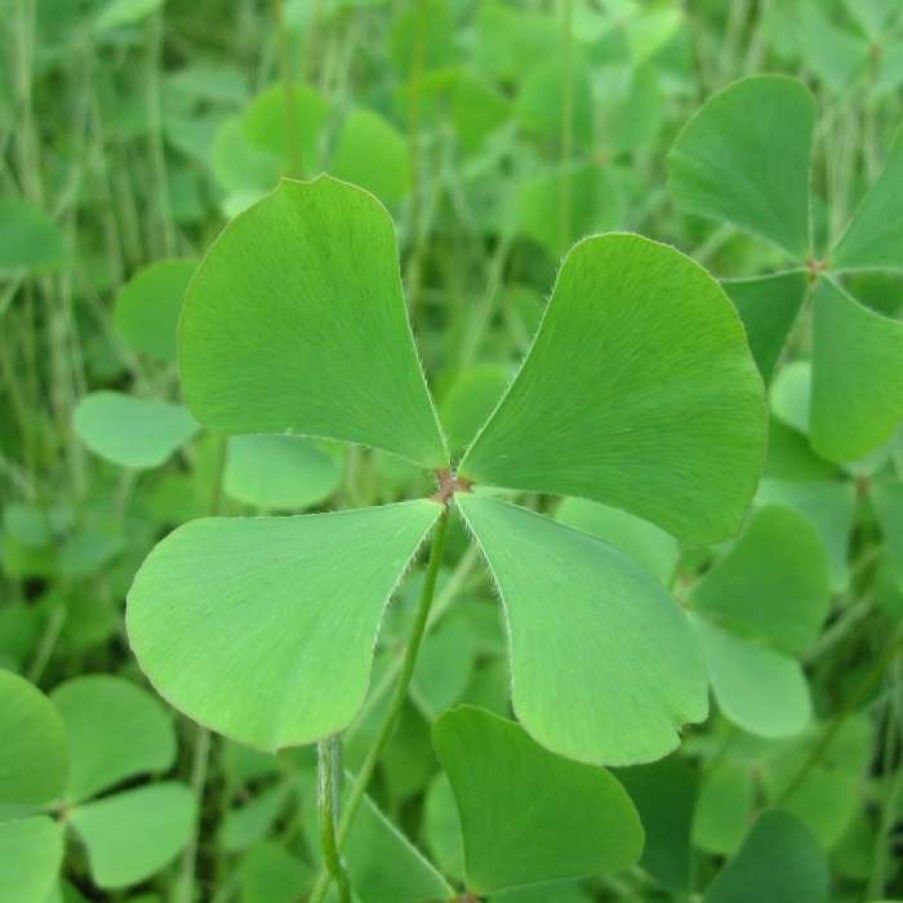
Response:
[794,2,870,94]
[422,774,465,881]
[555,497,679,585]
[438,364,510,456]
[770,360,812,436]
[810,278,903,462]
[434,706,643,894]
[0,817,64,903]
[723,271,808,384]
[460,234,766,547]
[669,76,814,258]
[330,109,411,205]
[871,481,903,588]
[0,197,67,276]
[223,436,343,510]
[242,84,329,176]
[616,756,699,895]
[114,259,197,362]
[703,810,829,903]
[69,782,196,889]
[693,760,756,855]
[50,675,176,803]
[219,784,293,853]
[457,494,708,766]
[179,177,448,468]
[690,506,830,657]
[127,500,441,749]
[73,392,198,469]
[757,479,855,593]
[516,55,594,151]
[688,614,812,738]
[238,841,313,903]
[94,0,163,34]
[0,672,67,813]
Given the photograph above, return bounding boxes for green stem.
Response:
[174,727,212,903]
[146,10,175,257]
[318,735,352,902]
[274,0,303,176]
[559,0,573,255]
[308,507,451,902]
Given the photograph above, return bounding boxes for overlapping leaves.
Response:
[128,175,766,767]
[670,75,903,462]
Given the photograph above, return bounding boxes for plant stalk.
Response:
[317,734,352,902]
[307,506,451,902]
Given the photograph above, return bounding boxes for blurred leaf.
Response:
[703,810,829,903]
[330,109,410,205]
[833,130,903,272]
[94,0,162,33]
[114,259,196,362]
[69,783,196,889]
[0,198,67,276]
[770,360,812,435]
[74,392,198,470]
[693,761,755,855]
[434,706,642,893]
[723,271,808,384]
[51,675,176,803]
[555,497,679,585]
[439,364,509,456]
[0,817,64,903]
[179,177,447,468]
[811,279,903,461]
[239,841,313,903]
[460,234,766,546]
[220,784,292,853]
[456,494,707,766]
[224,436,342,511]
[670,76,814,258]
[0,672,67,813]
[127,500,441,749]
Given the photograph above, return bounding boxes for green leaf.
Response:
[127,500,442,749]
[0,671,67,813]
[0,817,64,903]
[693,761,755,855]
[0,197,67,276]
[795,2,870,93]
[439,364,510,456]
[456,494,708,766]
[242,84,329,176]
[74,392,199,470]
[770,360,812,436]
[689,506,830,657]
[516,55,593,151]
[422,775,464,880]
[757,479,854,593]
[433,706,643,894]
[114,259,197,362]
[555,497,679,585]
[616,757,698,894]
[688,614,811,738]
[810,279,903,461]
[703,810,829,903]
[238,841,313,903]
[669,76,814,258]
[872,481,903,587]
[459,234,766,547]
[50,676,176,803]
[723,271,808,384]
[220,784,292,853]
[179,177,447,468]
[224,436,343,510]
[69,783,196,889]
[330,109,411,205]
[94,0,162,33]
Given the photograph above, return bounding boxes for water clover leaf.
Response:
[702,810,829,903]
[113,259,197,362]
[459,234,766,547]
[74,392,199,470]
[456,494,709,766]
[811,279,903,462]
[433,706,643,894]
[832,129,903,272]
[178,177,448,468]
[0,671,67,814]
[0,817,64,903]
[68,782,196,889]
[127,500,442,750]
[0,197,68,276]
[668,76,815,259]
[50,676,176,803]
[722,271,808,385]
[223,435,343,510]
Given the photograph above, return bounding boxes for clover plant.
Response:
[125,174,767,897]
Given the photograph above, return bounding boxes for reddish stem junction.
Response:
[432,468,473,505]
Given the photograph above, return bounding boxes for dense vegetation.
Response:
[2,2,903,902]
